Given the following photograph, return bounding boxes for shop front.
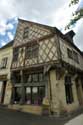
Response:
[10,70,49,114]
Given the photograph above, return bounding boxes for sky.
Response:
[0,0,83,50]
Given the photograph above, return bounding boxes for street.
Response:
[0,107,66,125]
[0,106,83,125]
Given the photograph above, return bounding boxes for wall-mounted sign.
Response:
[0,75,7,80]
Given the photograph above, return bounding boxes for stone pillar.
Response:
[72,79,79,108]
[77,79,83,105]
[57,70,67,114]
[49,69,60,114]
[4,81,12,105]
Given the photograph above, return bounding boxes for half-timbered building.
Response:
[10,19,83,115]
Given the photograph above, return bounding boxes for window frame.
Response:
[65,76,74,104]
[73,51,79,63]
[67,48,73,59]
[25,86,45,105]
[1,57,8,69]
[13,48,19,61]
[25,44,39,59]
[23,27,29,38]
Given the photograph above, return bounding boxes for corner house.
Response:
[10,19,83,115]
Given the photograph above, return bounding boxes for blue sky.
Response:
[0,0,83,50]
[0,17,18,46]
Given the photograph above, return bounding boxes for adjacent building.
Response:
[0,41,13,105]
[6,19,83,115]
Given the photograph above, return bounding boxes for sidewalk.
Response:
[65,114,83,125]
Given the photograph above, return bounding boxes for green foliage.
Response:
[69,0,79,6]
[65,0,83,29]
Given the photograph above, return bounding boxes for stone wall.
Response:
[49,69,83,115]
[0,46,13,105]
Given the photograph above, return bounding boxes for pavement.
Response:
[65,114,83,125]
[0,105,83,125]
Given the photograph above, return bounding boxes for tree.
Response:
[69,0,79,5]
[65,0,83,29]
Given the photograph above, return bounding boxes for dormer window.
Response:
[23,27,29,38]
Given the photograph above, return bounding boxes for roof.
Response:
[18,18,54,32]
[0,40,14,50]
[17,19,83,56]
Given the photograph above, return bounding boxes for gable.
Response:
[13,19,53,48]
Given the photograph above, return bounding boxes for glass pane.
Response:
[32,45,38,57]
[32,74,38,82]
[32,87,38,93]
[38,86,45,105]
[39,73,43,82]
[32,87,38,105]
[28,75,32,82]
[14,87,21,103]
[26,87,31,93]
[25,87,31,104]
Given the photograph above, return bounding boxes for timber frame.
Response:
[10,19,83,115]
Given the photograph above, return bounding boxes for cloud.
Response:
[0,17,18,47]
[74,19,83,50]
[76,0,83,11]
[0,21,14,36]
[7,32,14,40]
[7,23,14,30]
[1,40,6,46]
[0,0,82,50]
[0,0,67,21]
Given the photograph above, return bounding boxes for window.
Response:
[14,71,21,83]
[32,74,38,82]
[67,48,79,64]
[38,73,43,82]
[25,86,45,105]
[14,87,21,103]
[25,87,31,104]
[1,57,8,69]
[65,76,74,104]
[67,48,73,59]
[38,86,45,105]
[73,51,79,63]
[25,44,39,59]
[32,87,38,104]
[25,73,44,83]
[23,27,29,38]
[13,48,19,61]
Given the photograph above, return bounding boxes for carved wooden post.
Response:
[10,72,15,104]
[20,70,25,104]
[10,86,15,104]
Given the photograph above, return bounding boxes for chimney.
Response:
[65,30,75,43]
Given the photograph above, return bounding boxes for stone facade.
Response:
[0,41,13,105]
